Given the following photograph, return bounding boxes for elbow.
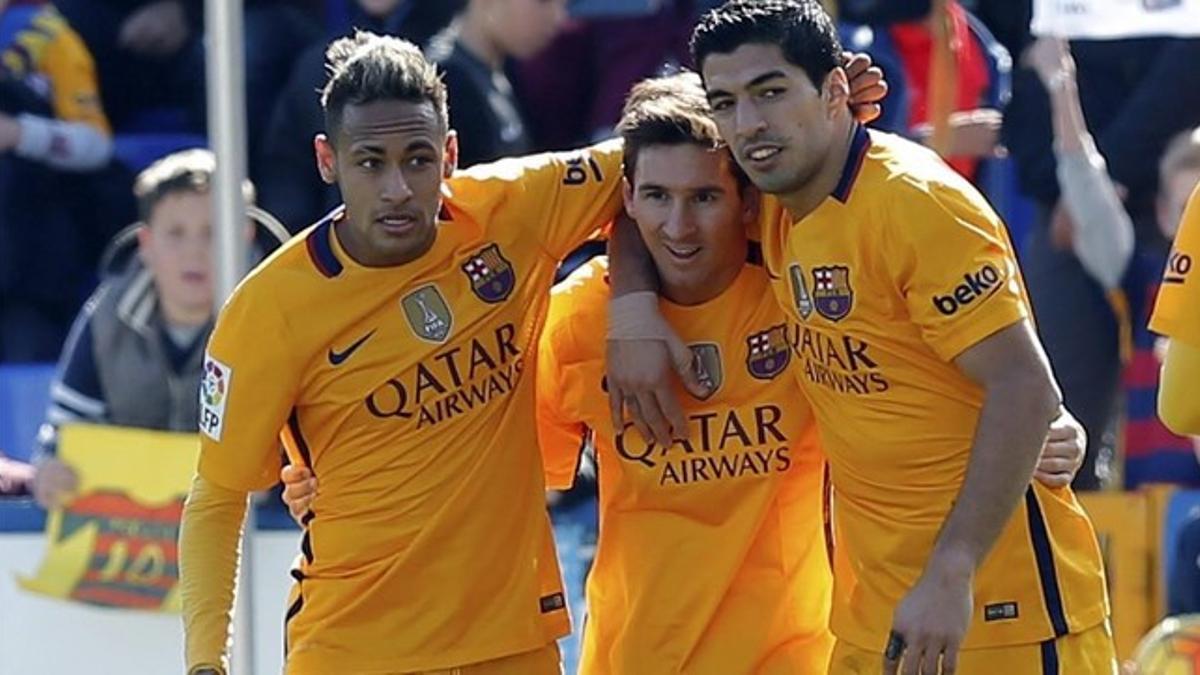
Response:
[997,369,1061,426]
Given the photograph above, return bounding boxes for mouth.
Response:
[375,212,420,236]
[181,271,207,284]
[663,243,702,262]
[741,143,784,169]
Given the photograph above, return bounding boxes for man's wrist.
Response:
[926,545,977,582]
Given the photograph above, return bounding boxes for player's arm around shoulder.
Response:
[449,139,625,259]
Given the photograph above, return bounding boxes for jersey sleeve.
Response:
[536,259,610,489]
[197,283,301,492]
[39,16,110,134]
[450,139,624,259]
[883,178,1030,361]
[1150,184,1200,346]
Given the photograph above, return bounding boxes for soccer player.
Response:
[605,2,1115,673]
[282,72,1088,674]
[179,32,625,675]
[181,28,889,675]
[1154,182,1200,435]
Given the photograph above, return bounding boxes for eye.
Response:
[358,157,382,170]
[693,191,718,204]
[408,155,435,168]
[759,87,786,100]
[710,99,733,113]
[642,190,667,202]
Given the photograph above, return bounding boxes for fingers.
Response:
[943,642,960,675]
[843,51,871,78]
[882,631,903,675]
[608,379,626,435]
[1034,470,1073,488]
[853,103,883,125]
[34,462,78,509]
[634,392,674,448]
[280,465,312,485]
[1035,456,1077,474]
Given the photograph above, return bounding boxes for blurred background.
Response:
[1,0,1199,672]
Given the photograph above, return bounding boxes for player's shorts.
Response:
[828,621,1117,674]
[410,643,561,675]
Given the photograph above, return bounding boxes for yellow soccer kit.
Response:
[0,4,110,133]
[759,126,1109,657]
[537,257,834,674]
[194,141,623,673]
[1151,183,1200,346]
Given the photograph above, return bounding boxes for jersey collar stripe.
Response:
[831,124,871,204]
[305,219,344,279]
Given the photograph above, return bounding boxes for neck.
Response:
[661,260,744,307]
[778,115,856,219]
[457,13,504,70]
[334,217,435,268]
[159,299,210,328]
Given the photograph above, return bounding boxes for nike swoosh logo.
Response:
[328,330,375,366]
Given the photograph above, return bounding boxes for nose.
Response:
[734,98,767,140]
[662,202,696,240]
[381,164,413,203]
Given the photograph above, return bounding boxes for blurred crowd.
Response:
[2,0,1200,611]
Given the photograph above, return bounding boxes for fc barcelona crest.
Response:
[462,243,515,303]
[746,325,791,380]
[689,343,722,400]
[401,284,453,343]
[812,265,854,322]
[789,264,814,320]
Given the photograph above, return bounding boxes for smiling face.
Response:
[315,98,458,267]
[623,143,753,306]
[702,42,841,198]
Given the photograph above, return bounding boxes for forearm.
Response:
[1055,151,1133,288]
[1160,337,1200,436]
[15,114,112,170]
[607,211,659,296]
[180,473,250,675]
[1046,79,1133,288]
[930,380,1059,574]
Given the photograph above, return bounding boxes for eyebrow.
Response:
[746,70,788,88]
[707,70,787,101]
[637,182,726,193]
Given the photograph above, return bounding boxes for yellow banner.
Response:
[18,425,199,612]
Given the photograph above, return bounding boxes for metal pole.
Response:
[205,0,254,673]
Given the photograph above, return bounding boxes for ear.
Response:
[621,175,635,215]
[315,134,338,185]
[443,130,459,179]
[135,224,153,263]
[823,67,851,115]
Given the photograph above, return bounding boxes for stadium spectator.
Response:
[1003,25,1200,489]
[1026,38,1200,488]
[0,0,127,362]
[258,0,464,232]
[426,0,568,167]
[54,0,320,146]
[30,149,286,509]
[888,0,1006,183]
